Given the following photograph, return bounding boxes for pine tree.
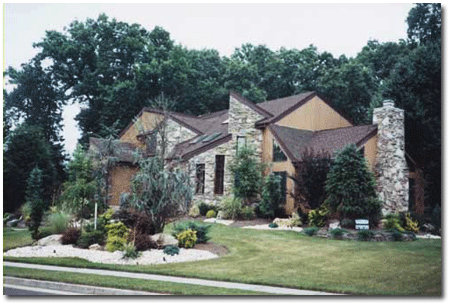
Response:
[26,167,45,240]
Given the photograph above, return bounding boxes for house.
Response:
[90,91,424,216]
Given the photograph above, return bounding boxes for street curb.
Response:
[3,276,166,295]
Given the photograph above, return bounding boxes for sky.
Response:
[3,2,416,156]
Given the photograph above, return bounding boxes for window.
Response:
[195,164,205,194]
[145,132,157,156]
[237,136,246,153]
[273,140,287,162]
[273,171,287,203]
[214,155,225,195]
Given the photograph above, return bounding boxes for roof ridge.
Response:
[257,91,315,106]
[313,124,378,134]
[197,109,229,119]
[229,91,273,117]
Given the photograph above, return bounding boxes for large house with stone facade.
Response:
[90,91,424,216]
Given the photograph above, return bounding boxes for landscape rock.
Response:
[328,220,341,230]
[151,233,178,248]
[35,234,63,246]
[89,244,103,251]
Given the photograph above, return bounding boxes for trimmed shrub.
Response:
[268,222,278,228]
[329,228,347,239]
[122,242,139,259]
[172,221,211,244]
[303,227,319,236]
[36,227,54,240]
[188,205,200,218]
[129,232,157,251]
[198,202,211,216]
[241,206,256,220]
[61,227,81,245]
[357,229,375,241]
[105,222,129,252]
[163,245,180,256]
[259,173,284,219]
[382,214,404,232]
[221,197,243,220]
[76,230,105,249]
[177,229,197,248]
[308,205,329,227]
[206,210,217,219]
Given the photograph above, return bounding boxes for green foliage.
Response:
[324,144,381,226]
[259,173,284,219]
[105,222,130,252]
[240,206,256,221]
[177,229,197,248]
[36,227,54,240]
[382,214,404,232]
[290,149,331,210]
[46,211,71,234]
[60,227,81,245]
[101,208,115,221]
[303,227,319,237]
[229,145,264,203]
[329,228,348,239]
[221,197,243,220]
[308,205,329,227]
[19,202,32,225]
[407,3,441,44]
[188,205,200,218]
[340,218,355,229]
[268,222,278,228]
[76,230,105,249]
[163,245,180,256]
[26,167,45,240]
[198,202,211,216]
[122,242,139,260]
[206,210,217,219]
[131,156,192,233]
[400,213,420,233]
[390,230,404,242]
[172,221,211,244]
[431,205,441,232]
[357,229,375,241]
[112,207,156,235]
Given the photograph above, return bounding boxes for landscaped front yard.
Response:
[3,221,441,295]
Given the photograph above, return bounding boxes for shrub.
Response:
[172,221,211,244]
[241,206,256,220]
[259,173,284,219]
[290,149,331,211]
[101,208,115,221]
[177,229,197,248]
[382,214,404,232]
[129,232,157,251]
[402,213,420,233]
[329,228,347,239]
[198,202,211,216]
[357,229,375,241]
[122,242,139,259]
[47,212,71,234]
[105,222,130,252]
[324,144,382,226]
[19,202,32,225]
[112,208,156,235]
[26,167,45,240]
[308,205,329,227]
[304,227,319,236]
[431,205,441,233]
[188,205,200,218]
[268,222,278,228]
[289,212,302,227]
[221,197,243,220]
[164,245,180,256]
[61,227,81,245]
[390,229,404,241]
[36,227,54,240]
[77,230,105,249]
[340,218,355,229]
[206,210,217,219]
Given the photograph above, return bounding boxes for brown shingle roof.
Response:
[270,124,378,162]
[89,137,140,163]
[167,132,231,161]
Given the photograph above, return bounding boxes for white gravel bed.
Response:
[3,245,218,265]
[242,224,303,232]
[203,218,234,226]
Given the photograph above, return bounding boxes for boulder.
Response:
[35,234,63,246]
[89,243,103,251]
[151,233,178,248]
[328,219,341,230]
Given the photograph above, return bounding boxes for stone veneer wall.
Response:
[373,100,409,215]
[164,118,198,158]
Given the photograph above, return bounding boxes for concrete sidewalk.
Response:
[4,261,337,295]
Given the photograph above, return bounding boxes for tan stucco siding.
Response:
[262,127,296,213]
[119,112,163,147]
[363,134,378,171]
[109,164,139,207]
[276,96,352,131]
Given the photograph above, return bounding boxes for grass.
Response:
[3,227,34,251]
[3,222,442,295]
[3,266,269,296]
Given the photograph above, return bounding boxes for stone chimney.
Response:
[373,100,409,215]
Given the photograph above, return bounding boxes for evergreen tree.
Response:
[26,167,44,240]
[324,144,381,226]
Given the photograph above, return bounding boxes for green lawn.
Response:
[3,228,34,251]
[3,223,442,295]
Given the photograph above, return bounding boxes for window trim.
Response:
[214,155,225,195]
[272,139,287,162]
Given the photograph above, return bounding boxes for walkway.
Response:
[4,261,337,295]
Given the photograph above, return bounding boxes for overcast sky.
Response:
[3,2,416,155]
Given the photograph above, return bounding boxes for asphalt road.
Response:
[4,285,83,296]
